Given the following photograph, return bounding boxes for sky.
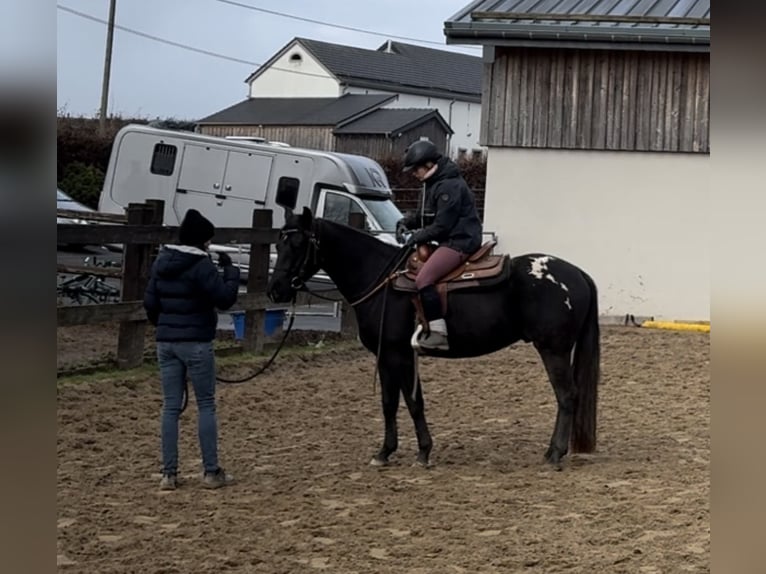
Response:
[56,0,481,121]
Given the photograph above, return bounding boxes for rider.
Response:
[396,140,483,351]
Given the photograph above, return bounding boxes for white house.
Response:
[444,0,710,322]
[242,37,484,158]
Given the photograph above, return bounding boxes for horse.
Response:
[267,207,600,469]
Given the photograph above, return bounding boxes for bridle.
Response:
[279,221,411,307]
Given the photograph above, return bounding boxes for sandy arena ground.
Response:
[57,326,709,573]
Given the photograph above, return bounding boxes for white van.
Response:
[98,124,404,243]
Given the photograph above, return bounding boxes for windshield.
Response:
[361,197,403,231]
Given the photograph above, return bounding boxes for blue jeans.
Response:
[157,341,218,475]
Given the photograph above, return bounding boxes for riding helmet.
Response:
[402,140,441,172]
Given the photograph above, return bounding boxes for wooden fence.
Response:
[57,200,358,370]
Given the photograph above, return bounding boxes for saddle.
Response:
[392,240,511,321]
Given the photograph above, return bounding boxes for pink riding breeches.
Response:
[415,246,469,290]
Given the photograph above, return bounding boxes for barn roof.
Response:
[245,38,483,102]
[444,0,710,51]
[334,109,454,136]
[197,94,394,125]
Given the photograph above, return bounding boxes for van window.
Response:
[150,143,177,176]
[323,192,369,229]
[276,177,299,210]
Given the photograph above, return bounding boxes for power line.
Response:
[56,4,330,78]
[213,0,480,50]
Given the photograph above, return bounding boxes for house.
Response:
[197,37,483,157]
[444,0,710,321]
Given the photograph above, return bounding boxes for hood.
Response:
[155,245,209,279]
[426,156,461,186]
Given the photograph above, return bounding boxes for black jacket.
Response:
[144,245,240,342]
[402,157,483,254]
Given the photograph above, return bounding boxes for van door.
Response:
[221,150,273,203]
[316,189,372,231]
[176,144,228,195]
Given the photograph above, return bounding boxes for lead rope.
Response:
[371,281,389,395]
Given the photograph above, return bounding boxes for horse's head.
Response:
[267,207,321,303]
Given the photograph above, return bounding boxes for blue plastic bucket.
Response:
[231,312,245,340]
[264,309,286,336]
[231,310,285,340]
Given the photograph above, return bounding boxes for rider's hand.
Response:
[395,219,408,244]
[217,251,233,268]
[405,231,420,248]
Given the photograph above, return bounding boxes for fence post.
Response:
[243,209,273,354]
[116,201,163,369]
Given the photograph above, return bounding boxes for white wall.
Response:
[483,148,710,321]
[248,44,339,98]
[343,86,483,158]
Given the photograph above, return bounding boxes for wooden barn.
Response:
[445,0,710,321]
[196,94,452,157]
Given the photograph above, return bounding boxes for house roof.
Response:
[197,94,394,125]
[245,37,483,102]
[444,0,710,51]
[334,109,454,136]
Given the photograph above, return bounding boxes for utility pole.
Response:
[99,0,117,136]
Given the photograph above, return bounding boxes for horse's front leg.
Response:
[370,361,399,466]
[369,350,432,468]
[402,368,433,468]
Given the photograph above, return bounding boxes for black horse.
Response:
[267,208,600,468]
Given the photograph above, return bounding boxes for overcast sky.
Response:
[56,0,480,121]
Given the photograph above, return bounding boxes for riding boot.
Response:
[417,285,449,351]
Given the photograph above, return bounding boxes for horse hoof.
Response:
[369,456,388,467]
[413,455,432,469]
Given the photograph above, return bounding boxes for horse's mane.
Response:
[315,218,407,286]
[316,218,399,260]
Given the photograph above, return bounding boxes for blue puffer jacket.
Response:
[144,245,240,342]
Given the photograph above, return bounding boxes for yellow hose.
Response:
[641,320,710,333]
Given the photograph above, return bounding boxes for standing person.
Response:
[396,140,483,351]
[144,208,240,490]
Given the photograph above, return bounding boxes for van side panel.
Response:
[103,131,184,221]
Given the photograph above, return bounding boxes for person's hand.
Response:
[217,251,233,268]
[405,230,421,248]
[395,219,408,244]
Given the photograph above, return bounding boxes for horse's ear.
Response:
[300,206,313,228]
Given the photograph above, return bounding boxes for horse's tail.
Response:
[571,270,600,453]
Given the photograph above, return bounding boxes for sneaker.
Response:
[418,331,449,351]
[159,473,177,491]
[202,467,235,489]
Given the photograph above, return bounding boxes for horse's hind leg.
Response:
[536,345,576,466]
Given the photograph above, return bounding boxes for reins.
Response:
[290,221,413,308]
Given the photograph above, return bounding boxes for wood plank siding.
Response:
[334,118,450,158]
[482,48,710,153]
[198,125,334,150]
